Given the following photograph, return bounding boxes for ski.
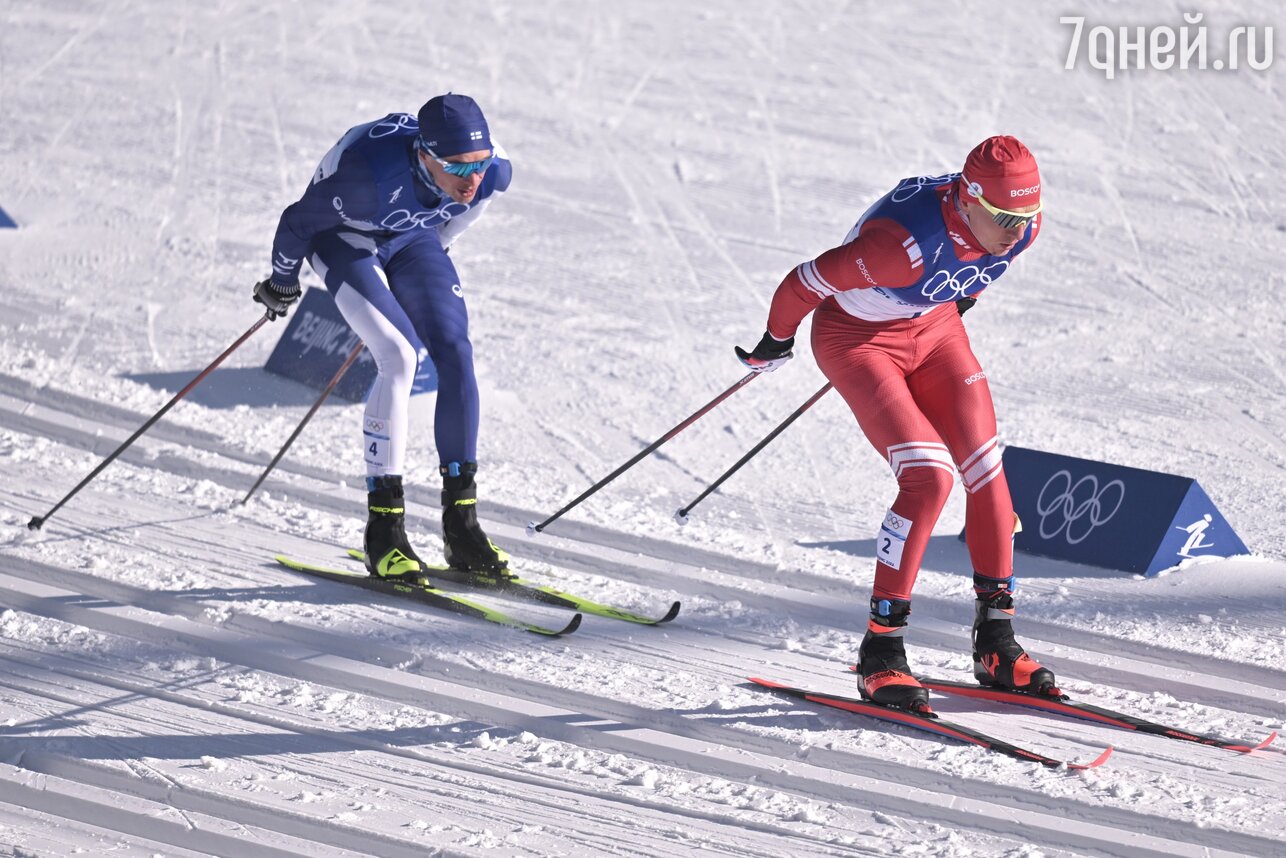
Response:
[274,555,581,637]
[345,549,681,626]
[918,677,1277,754]
[749,677,1113,769]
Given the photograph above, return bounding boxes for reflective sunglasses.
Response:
[425,146,494,178]
[974,192,1042,229]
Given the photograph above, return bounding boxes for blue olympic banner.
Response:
[998,447,1248,577]
[0,205,17,228]
[263,287,436,402]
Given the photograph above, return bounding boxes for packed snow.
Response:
[1,1,1284,856]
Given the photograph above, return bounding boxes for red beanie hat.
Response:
[960,136,1041,208]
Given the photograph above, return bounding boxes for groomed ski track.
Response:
[0,386,1283,857]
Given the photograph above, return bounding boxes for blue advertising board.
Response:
[0,205,17,228]
[263,287,436,402]
[998,447,1248,576]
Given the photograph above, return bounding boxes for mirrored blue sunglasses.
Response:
[426,146,494,178]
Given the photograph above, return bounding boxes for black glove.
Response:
[253,278,301,320]
[735,331,795,373]
[956,297,977,316]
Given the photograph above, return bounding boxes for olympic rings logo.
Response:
[1035,470,1126,545]
[369,113,416,138]
[920,260,1009,302]
[891,173,959,203]
[380,202,471,231]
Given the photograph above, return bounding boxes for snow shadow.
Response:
[123,367,342,409]
[30,510,227,545]
[797,533,1129,580]
[0,722,500,761]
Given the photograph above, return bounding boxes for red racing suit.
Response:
[766,173,1041,601]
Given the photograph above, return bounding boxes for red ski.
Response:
[919,677,1276,754]
[750,677,1112,770]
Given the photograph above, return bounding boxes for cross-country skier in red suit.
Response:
[737,136,1055,711]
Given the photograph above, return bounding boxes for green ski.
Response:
[275,555,581,637]
[345,549,681,626]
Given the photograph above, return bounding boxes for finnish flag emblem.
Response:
[470,130,483,140]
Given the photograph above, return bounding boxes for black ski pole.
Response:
[675,382,832,524]
[27,313,274,531]
[528,372,759,535]
[240,341,365,505]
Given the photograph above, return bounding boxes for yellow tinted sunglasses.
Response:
[975,193,1042,229]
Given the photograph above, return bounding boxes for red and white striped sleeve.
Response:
[765,218,923,339]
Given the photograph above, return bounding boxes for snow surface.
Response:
[2,1,1285,856]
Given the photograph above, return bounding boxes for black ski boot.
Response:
[972,574,1058,695]
[857,598,930,712]
[439,461,512,582]
[364,475,428,583]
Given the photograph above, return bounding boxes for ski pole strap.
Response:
[530,372,759,534]
[676,382,833,521]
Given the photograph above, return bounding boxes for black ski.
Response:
[345,549,680,626]
[275,555,581,637]
[919,677,1276,754]
[750,677,1113,769]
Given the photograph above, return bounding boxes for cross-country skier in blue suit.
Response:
[253,93,514,583]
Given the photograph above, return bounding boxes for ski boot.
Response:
[857,598,931,712]
[364,475,429,583]
[439,461,513,583]
[971,573,1058,696]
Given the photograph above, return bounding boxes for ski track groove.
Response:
[0,577,976,857]
[0,591,873,857]
[0,544,1281,858]
[0,648,846,858]
[0,753,379,858]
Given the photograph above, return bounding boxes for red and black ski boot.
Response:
[972,574,1058,696]
[857,598,931,712]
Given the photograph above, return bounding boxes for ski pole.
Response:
[675,382,832,525]
[240,341,365,505]
[528,372,759,535]
[27,313,273,531]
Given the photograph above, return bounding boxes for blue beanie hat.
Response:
[417,93,491,157]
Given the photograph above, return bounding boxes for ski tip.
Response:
[558,612,583,636]
[525,611,582,637]
[748,677,789,691]
[346,548,365,561]
[1070,745,1115,770]
[1237,731,1277,754]
[656,601,682,624]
